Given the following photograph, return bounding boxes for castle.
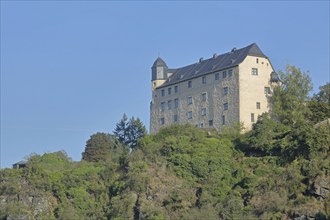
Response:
[150,43,278,134]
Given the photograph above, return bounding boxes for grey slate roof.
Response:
[157,43,267,88]
[152,57,168,68]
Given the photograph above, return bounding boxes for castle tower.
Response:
[151,57,168,92]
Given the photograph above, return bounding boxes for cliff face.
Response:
[1,176,56,219]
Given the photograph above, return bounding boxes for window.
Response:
[228,69,233,77]
[168,87,171,95]
[202,93,207,101]
[187,97,193,105]
[168,100,172,110]
[252,68,258,75]
[161,89,165,96]
[223,102,228,111]
[215,73,219,80]
[264,87,271,94]
[202,76,206,84]
[174,98,179,108]
[223,87,228,95]
[256,58,259,64]
[174,86,178,93]
[222,71,227,78]
[200,123,204,128]
[160,118,165,125]
[222,115,225,125]
[187,111,193,119]
[251,113,255,122]
[161,102,165,112]
[209,120,213,126]
[201,108,206,116]
[174,114,178,122]
[188,81,192,88]
[256,102,261,109]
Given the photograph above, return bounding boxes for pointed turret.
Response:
[151,57,168,91]
[152,57,168,81]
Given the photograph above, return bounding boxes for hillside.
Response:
[1,71,330,219]
[1,121,329,219]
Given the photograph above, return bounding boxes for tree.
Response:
[307,100,330,124]
[244,113,290,156]
[270,65,313,127]
[113,114,147,150]
[313,82,330,104]
[264,66,330,162]
[307,83,330,123]
[82,132,122,162]
[113,114,128,144]
[126,117,147,150]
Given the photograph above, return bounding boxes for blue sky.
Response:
[1,1,329,168]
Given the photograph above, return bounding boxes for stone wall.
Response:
[150,66,240,133]
[150,55,275,134]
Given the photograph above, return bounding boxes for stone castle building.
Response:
[150,43,278,134]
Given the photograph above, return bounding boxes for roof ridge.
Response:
[156,43,267,88]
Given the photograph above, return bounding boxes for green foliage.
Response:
[114,114,147,150]
[113,113,129,144]
[307,100,330,124]
[127,152,150,193]
[56,204,82,220]
[82,132,123,162]
[241,113,290,156]
[270,65,313,126]
[307,82,330,124]
[313,82,330,104]
[0,203,33,220]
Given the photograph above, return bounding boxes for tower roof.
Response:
[152,57,168,68]
[157,43,268,88]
